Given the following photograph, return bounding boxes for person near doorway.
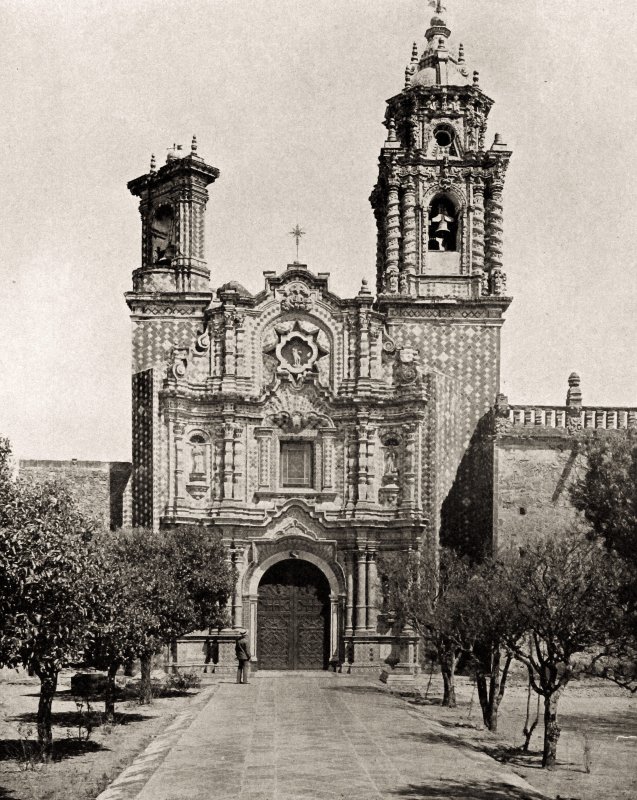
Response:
[235,630,251,684]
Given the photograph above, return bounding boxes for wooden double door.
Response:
[257,559,330,670]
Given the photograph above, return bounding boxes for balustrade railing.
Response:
[504,405,637,430]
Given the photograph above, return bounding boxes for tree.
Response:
[464,557,523,732]
[381,548,475,707]
[570,431,637,693]
[0,440,107,757]
[503,532,623,768]
[570,430,637,564]
[88,526,234,709]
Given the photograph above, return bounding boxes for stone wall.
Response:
[494,433,583,553]
[18,459,131,530]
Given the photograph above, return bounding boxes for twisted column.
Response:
[385,183,400,293]
[471,181,485,275]
[402,178,417,292]
[485,184,505,294]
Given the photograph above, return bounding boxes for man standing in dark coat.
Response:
[235,630,251,684]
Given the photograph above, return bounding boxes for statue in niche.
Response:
[190,443,206,478]
[384,445,399,479]
[292,345,303,366]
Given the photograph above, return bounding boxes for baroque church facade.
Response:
[115,4,635,675]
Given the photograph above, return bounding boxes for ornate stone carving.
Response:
[194,329,210,353]
[263,320,329,386]
[279,282,312,311]
[269,409,332,433]
[171,347,189,379]
[394,347,420,385]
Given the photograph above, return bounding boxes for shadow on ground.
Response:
[0,738,106,763]
[398,729,549,773]
[10,709,152,729]
[391,779,542,798]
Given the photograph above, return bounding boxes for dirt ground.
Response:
[403,671,637,800]
[0,668,205,800]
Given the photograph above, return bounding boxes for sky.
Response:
[0,0,635,462]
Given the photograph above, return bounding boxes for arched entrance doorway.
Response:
[257,559,330,670]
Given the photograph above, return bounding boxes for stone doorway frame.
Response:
[244,543,343,667]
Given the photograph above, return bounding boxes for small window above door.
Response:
[280,442,313,488]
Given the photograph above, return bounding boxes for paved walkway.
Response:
[107,672,545,800]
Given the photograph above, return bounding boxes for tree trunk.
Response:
[475,671,489,722]
[441,664,456,708]
[36,668,58,759]
[522,680,541,752]
[139,653,153,705]
[542,693,561,768]
[105,661,120,721]
[474,649,510,732]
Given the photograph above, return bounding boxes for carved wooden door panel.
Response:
[258,559,329,670]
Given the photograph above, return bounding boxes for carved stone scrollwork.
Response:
[194,329,210,353]
[394,347,420,385]
[170,347,189,380]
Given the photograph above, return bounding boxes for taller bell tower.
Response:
[370,0,511,300]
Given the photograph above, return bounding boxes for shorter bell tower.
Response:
[127,137,220,295]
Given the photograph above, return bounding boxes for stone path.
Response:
[104,672,546,800]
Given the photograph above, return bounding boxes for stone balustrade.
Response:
[504,405,637,431]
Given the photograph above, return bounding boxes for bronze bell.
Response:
[435,217,450,235]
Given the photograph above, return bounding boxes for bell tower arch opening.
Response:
[427,193,459,252]
[257,558,331,670]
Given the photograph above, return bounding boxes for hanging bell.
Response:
[435,217,450,235]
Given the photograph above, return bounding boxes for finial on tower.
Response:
[191,134,198,154]
[566,372,582,408]
[150,154,156,174]
[458,43,465,63]
[411,41,419,63]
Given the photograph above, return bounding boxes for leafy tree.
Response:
[464,557,523,732]
[382,546,521,726]
[381,548,475,707]
[571,431,637,691]
[571,430,637,563]
[0,440,107,756]
[503,532,623,768]
[88,526,234,709]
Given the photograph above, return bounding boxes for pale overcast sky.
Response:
[0,0,635,461]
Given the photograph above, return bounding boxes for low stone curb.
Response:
[94,684,219,800]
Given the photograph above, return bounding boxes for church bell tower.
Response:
[370,0,511,300]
